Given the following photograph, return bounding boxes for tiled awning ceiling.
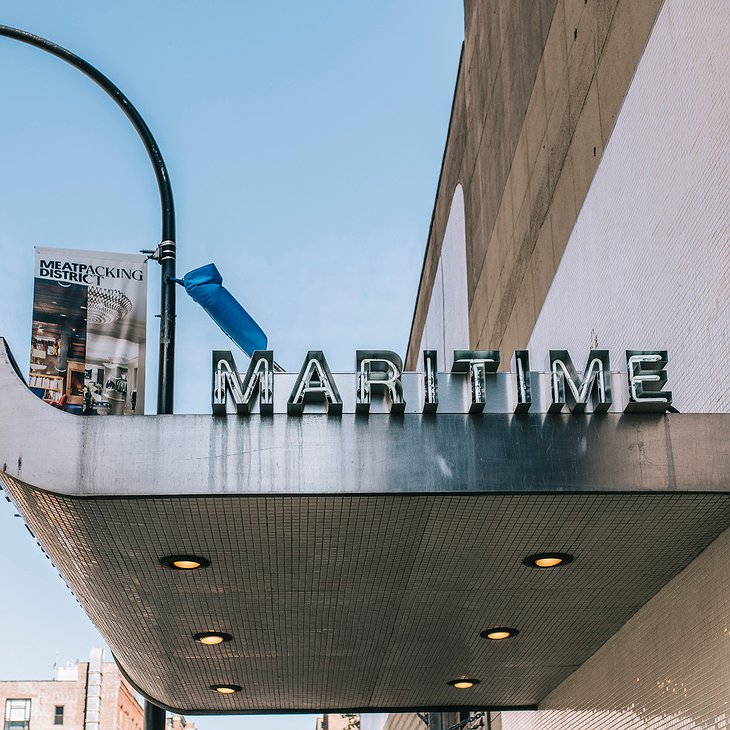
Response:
[6,483,730,713]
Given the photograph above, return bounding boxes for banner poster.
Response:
[28,247,147,415]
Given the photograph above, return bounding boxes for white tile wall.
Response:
[528,0,730,413]
[499,525,730,730]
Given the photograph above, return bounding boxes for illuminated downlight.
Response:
[523,553,574,569]
[480,627,519,640]
[447,678,480,689]
[194,632,232,645]
[160,555,210,570]
[211,685,241,694]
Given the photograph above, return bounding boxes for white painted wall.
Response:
[419,185,469,370]
[528,0,730,413]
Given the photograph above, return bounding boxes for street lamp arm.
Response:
[0,24,176,414]
[0,24,175,240]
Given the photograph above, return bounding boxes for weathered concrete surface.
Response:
[2,340,729,497]
[406,0,663,369]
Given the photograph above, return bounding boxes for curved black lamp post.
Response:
[0,25,176,414]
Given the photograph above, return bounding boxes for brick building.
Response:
[317,714,360,730]
[0,650,142,730]
[1,650,140,730]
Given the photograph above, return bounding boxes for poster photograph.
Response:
[28,247,147,415]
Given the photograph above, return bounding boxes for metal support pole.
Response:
[144,700,166,730]
[0,25,176,414]
[157,240,176,414]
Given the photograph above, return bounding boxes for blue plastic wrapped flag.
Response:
[182,263,267,356]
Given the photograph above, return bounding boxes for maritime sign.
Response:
[212,349,674,416]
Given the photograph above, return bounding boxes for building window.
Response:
[4,699,31,730]
[54,706,64,725]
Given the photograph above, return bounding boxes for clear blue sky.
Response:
[0,2,464,729]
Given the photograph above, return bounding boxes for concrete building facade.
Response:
[409,0,666,369]
[406,0,730,728]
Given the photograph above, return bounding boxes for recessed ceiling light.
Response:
[523,553,574,569]
[210,684,241,694]
[194,632,232,645]
[480,627,519,640]
[447,678,480,689]
[160,555,210,570]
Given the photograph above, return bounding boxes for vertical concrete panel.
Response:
[420,260,445,359]
[441,186,469,366]
[408,2,559,367]
[419,186,469,369]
